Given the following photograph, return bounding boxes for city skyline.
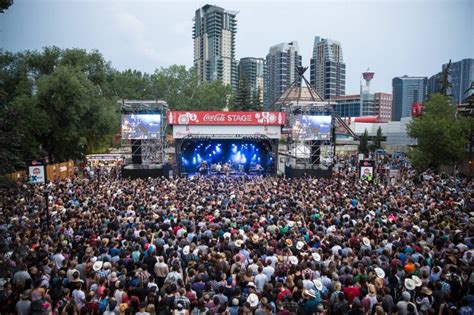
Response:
[1,0,472,95]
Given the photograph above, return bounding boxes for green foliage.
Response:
[230,76,251,111]
[0,47,119,170]
[0,0,13,13]
[250,87,263,111]
[407,93,469,171]
[359,129,369,155]
[374,126,383,150]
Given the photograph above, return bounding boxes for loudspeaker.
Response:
[311,140,321,164]
[131,139,142,164]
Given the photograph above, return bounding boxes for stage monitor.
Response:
[291,115,331,141]
[121,114,162,140]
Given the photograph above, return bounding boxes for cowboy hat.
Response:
[288,256,298,266]
[285,239,293,247]
[404,278,416,291]
[412,275,422,287]
[183,245,190,255]
[235,240,244,248]
[375,267,385,279]
[362,237,371,246]
[304,289,316,298]
[312,252,321,262]
[421,286,432,295]
[247,293,259,307]
[93,261,103,271]
[313,279,323,291]
[296,241,305,250]
[223,232,231,240]
[247,282,256,289]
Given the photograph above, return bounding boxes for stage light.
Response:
[215,146,221,153]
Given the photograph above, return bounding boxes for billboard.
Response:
[121,114,161,140]
[167,111,287,126]
[291,115,332,140]
[28,165,45,184]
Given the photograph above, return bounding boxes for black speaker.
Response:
[311,140,321,164]
[131,139,142,164]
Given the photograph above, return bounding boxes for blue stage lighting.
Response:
[215,146,221,153]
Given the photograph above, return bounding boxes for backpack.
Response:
[98,297,109,314]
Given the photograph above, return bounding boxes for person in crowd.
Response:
[0,156,473,315]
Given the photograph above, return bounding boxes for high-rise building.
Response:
[239,57,265,103]
[374,93,392,122]
[193,5,238,90]
[264,41,302,108]
[391,76,427,121]
[444,58,474,104]
[310,36,346,100]
[334,95,361,118]
[427,72,443,98]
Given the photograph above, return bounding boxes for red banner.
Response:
[167,111,287,126]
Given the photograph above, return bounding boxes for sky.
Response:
[1,0,473,95]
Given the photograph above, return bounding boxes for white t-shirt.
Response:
[72,289,85,309]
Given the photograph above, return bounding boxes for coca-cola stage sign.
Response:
[168,111,287,126]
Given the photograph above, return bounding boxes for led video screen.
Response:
[121,114,161,140]
[291,115,332,141]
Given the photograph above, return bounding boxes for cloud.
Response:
[110,6,161,63]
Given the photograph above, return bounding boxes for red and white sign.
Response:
[168,111,287,126]
[28,165,45,184]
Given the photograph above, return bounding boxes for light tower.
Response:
[360,68,375,116]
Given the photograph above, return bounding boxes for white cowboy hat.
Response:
[183,245,190,255]
[93,261,103,271]
[304,289,316,298]
[362,237,371,246]
[313,279,323,291]
[235,240,244,248]
[296,241,305,250]
[247,282,256,289]
[375,267,385,279]
[412,275,422,287]
[404,278,416,291]
[312,252,321,262]
[289,256,298,266]
[287,220,295,227]
[223,232,231,240]
[247,293,259,307]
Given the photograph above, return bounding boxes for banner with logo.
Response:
[28,165,46,184]
[167,111,287,126]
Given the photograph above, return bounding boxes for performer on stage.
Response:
[216,162,222,173]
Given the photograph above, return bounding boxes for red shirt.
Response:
[343,286,360,305]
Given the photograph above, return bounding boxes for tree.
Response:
[230,76,251,111]
[250,87,263,111]
[359,129,369,155]
[407,93,470,171]
[374,126,383,150]
[0,0,13,13]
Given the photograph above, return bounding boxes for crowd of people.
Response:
[1,159,474,315]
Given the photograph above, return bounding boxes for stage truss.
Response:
[271,66,359,169]
[120,100,169,165]
[175,134,278,176]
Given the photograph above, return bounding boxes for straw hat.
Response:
[247,293,259,307]
[286,239,293,247]
[421,286,432,295]
[296,241,305,250]
[93,261,103,271]
[223,232,231,240]
[235,240,244,248]
[247,282,256,289]
[404,278,416,291]
[375,267,385,279]
[412,275,422,287]
[288,256,298,266]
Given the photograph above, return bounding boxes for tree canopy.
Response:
[407,93,471,171]
[0,47,234,173]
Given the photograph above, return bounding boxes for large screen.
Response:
[291,115,331,140]
[121,114,161,140]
